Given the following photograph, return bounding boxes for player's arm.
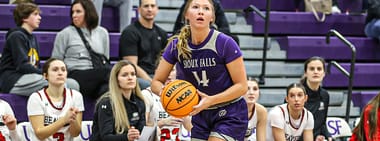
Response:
[151,59,174,95]
[256,103,267,141]
[29,107,78,140]
[144,98,154,126]
[29,115,69,140]
[272,127,286,141]
[69,108,82,137]
[210,56,248,104]
[190,56,247,116]
[303,129,313,141]
[182,116,192,131]
[123,56,152,81]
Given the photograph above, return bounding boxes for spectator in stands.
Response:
[9,0,33,4]
[244,77,267,141]
[142,67,192,140]
[0,2,78,96]
[119,0,168,90]
[27,58,84,140]
[294,0,341,13]
[53,0,110,98]
[151,0,248,140]
[173,0,239,44]
[350,92,380,141]
[0,99,21,141]
[301,56,332,141]
[90,60,146,141]
[266,83,314,141]
[363,0,369,13]
[91,0,133,32]
[364,0,380,41]
[331,0,342,13]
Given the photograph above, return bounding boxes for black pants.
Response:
[69,68,110,99]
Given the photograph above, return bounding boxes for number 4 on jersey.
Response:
[192,70,209,86]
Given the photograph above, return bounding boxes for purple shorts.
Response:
[191,98,248,140]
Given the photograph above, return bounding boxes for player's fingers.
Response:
[196,90,207,97]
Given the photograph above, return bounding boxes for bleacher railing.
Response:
[244,0,271,85]
[326,29,356,122]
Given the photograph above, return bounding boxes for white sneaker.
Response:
[331,5,342,14]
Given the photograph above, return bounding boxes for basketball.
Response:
[161,80,199,118]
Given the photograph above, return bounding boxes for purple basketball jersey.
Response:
[162,29,242,96]
[162,30,247,140]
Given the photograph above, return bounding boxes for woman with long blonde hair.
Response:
[90,60,146,141]
[151,0,248,140]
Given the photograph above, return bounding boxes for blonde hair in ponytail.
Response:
[167,25,192,60]
[166,0,215,61]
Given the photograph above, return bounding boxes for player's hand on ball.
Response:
[190,90,212,116]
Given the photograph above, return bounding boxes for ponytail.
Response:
[167,25,192,60]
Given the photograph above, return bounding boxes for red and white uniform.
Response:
[142,88,191,141]
[266,104,314,141]
[27,88,84,141]
[0,99,19,141]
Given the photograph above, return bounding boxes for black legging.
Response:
[69,68,110,99]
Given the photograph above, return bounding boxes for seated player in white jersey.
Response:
[27,58,84,141]
[266,83,314,141]
[244,78,267,141]
[143,67,192,141]
[0,99,21,141]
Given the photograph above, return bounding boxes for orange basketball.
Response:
[161,80,199,118]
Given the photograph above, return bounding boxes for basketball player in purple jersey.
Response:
[151,0,248,140]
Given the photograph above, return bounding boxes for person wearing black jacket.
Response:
[90,60,146,141]
[302,56,332,141]
[173,0,239,44]
[365,0,380,40]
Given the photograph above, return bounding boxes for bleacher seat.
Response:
[0,4,119,32]
[326,117,352,140]
[0,93,96,121]
[221,0,363,13]
[277,36,380,61]
[0,31,120,60]
[0,93,29,122]
[324,63,380,88]
[0,0,72,5]
[74,121,93,141]
[259,90,344,107]
[17,122,37,141]
[16,121,93,141]
[34,0,71,5]
[245,11,366,36]
[352,91,379,109]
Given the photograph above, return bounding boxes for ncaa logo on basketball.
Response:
[176,89,192,104]
[161,80,199,118]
